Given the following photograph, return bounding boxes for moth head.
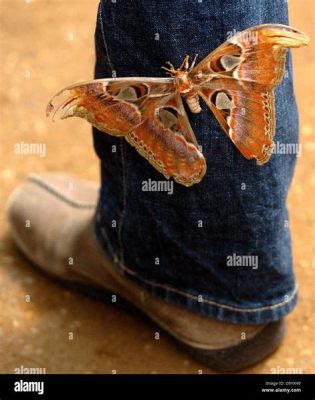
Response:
[161,54,198,93]
[174,70,192,93]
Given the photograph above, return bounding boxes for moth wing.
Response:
[189,24,309,164]
[47,78,206,186]
[47,78,175,136]
[199,83,275,164]
[190,24,309,91]
[126,92,206,186]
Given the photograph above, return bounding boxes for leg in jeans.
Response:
[93,0,298,323]
[7,0,300,371]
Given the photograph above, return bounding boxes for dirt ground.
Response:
[0,0,314,374]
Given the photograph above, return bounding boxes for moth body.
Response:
[183,93,202,113]
[173,69,202,113]
[174,70,191,93]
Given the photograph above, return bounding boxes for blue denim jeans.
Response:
[93,0,298,324]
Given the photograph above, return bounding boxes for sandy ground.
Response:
[0,0,314,374]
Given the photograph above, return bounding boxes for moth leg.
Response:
[165,61,175,70]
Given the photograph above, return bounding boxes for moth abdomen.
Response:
[183,93,201,113]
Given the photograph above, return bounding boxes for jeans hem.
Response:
[94,218,298,325]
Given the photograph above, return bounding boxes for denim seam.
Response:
[98,1,114,73]
[114,258,298,313]
[98,0,126,263]
[117,139,127,264]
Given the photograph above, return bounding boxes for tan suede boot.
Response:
[7,174,285,371]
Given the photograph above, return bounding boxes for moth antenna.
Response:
[184,55,190,70]
[190,53,199,69]
[179,55,189,70]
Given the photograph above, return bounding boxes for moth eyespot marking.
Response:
[109,84,149,100]
[157,107,178,129]
[116,86,138,101]
[220,55,242,71]
[213,91,234,110]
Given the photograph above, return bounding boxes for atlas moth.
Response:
[47,24,309,187]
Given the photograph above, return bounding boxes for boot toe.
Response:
[7,173,99,278]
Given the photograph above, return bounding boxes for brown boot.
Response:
[7,174,285,372]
